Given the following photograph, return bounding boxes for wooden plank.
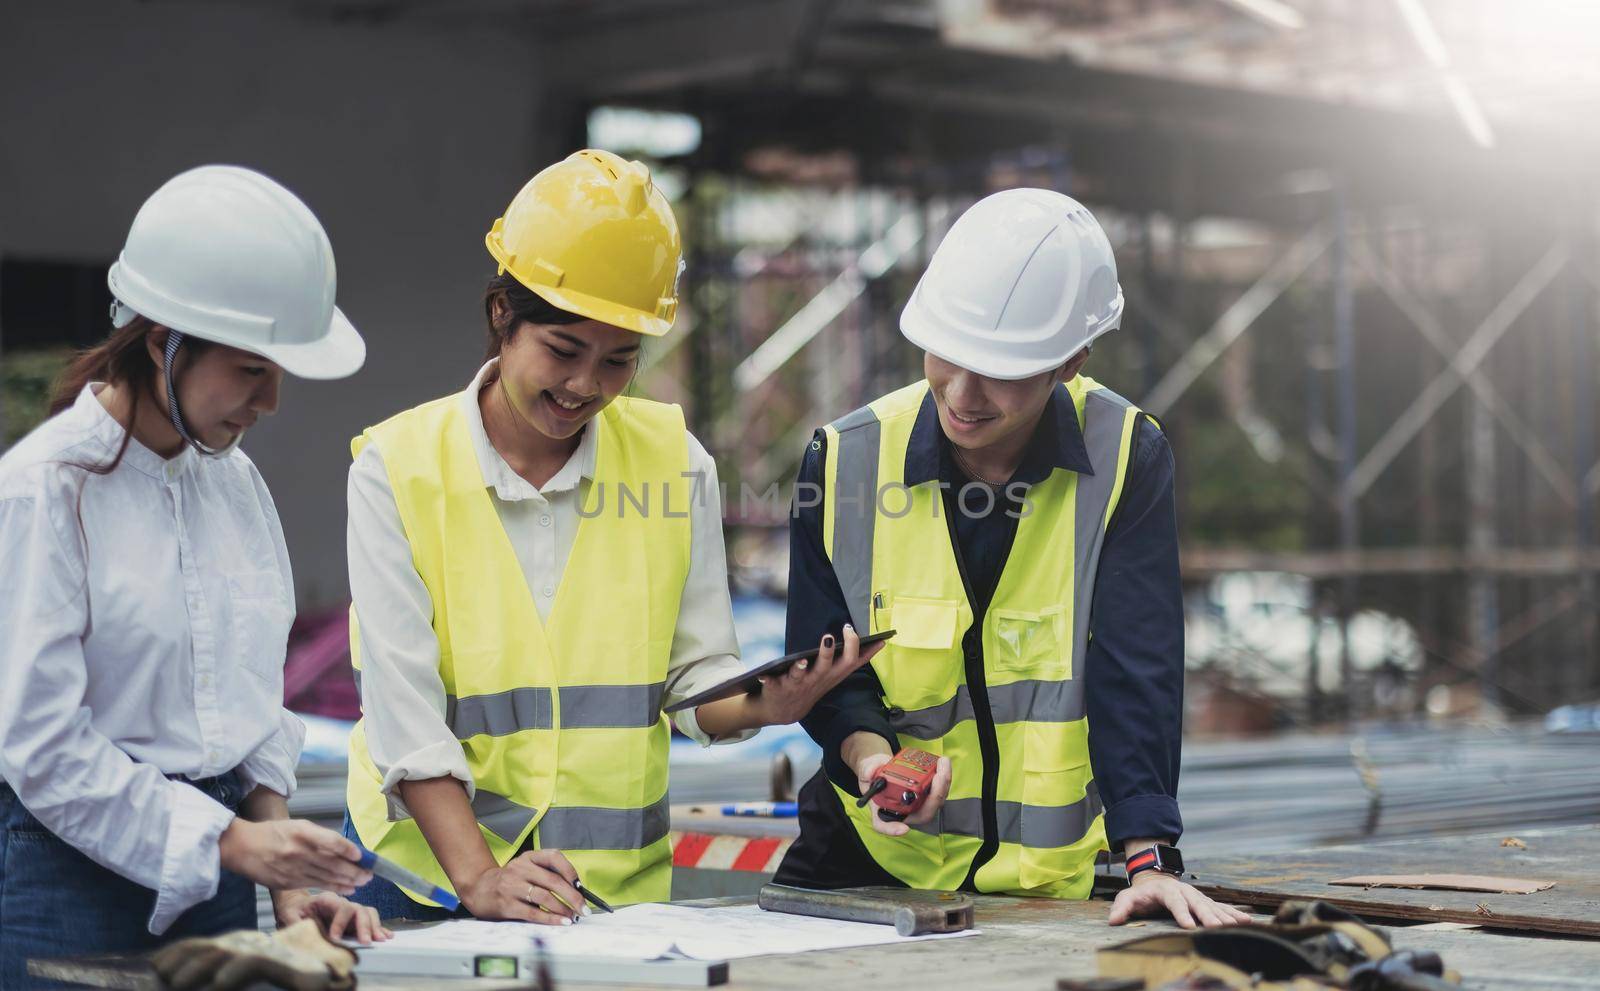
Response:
[1189,825,1600,937]
[1328,875,1554,895]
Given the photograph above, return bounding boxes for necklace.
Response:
[950,443,1008,487]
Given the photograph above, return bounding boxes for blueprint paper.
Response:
[357,903,977,961]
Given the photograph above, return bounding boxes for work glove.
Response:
[1090,900,1461,991]
[150,918,357,991]
[1345,950,1460,991]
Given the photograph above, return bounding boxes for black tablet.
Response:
[663,629,896,713]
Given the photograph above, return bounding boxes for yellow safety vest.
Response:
[345,389,691,907]
[819,376,1143,897]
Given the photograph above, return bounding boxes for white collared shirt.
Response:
[0,385,305,934]
[348,360,753,816]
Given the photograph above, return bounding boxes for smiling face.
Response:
[150,334,284,449]
[923,349,1092,456]
[495,317,642,441]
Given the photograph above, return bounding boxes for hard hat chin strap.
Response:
[162,331,241,459]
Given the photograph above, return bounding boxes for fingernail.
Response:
[797,659,808,670]
[823,635,834,647]
[562,918,573,926]
[583,905,592,916]
[844,624,854,633]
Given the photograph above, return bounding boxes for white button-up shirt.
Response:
[348,361,754,816]
[0,385,305,934]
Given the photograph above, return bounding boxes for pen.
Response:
[355,847,460,911]
[721,801,799,817]
[574,877,615,914]
[546,887,583,920]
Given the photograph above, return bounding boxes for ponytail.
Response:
[48,317,158,475]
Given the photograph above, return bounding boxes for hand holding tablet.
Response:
[664,629,896,714]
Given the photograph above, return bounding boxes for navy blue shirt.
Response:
[777,382,1183,889]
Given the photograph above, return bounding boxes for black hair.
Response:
[482,271,588,360]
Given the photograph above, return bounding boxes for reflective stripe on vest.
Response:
[466,791,673,850]
[470,789,540,844]
[819,377,1141,897]
[910,782,1104,849]
[345,390,690,908]
[889,679,1083,740]
[351,671,665,738]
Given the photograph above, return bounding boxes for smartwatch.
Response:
[1125,843,1184,881]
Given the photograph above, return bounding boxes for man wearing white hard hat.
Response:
[775,189,1248,928]
[0,166,386,980]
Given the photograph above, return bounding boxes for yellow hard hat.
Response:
[485,149,683,337]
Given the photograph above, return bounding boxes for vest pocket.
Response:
[882,596,963,708]
[989,606,1070,681]
[886,596,960,650]
[1017,722,1094,890]
[837,780,947,870]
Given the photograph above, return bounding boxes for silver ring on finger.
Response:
[525,883,539,907]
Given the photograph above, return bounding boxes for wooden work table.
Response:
[32,889,1600,991]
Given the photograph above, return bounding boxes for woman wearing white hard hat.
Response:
[340,149,868,925]
[0,165,386,981]
[774,189,1250,929]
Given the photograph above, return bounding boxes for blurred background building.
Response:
[4,0,1598,853]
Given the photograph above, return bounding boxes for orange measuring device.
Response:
[856,748,939,821]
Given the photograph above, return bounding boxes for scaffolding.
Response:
[550,0,1600,720]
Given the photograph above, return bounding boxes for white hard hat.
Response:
[900,188,1122,380]
[107,165,365,380]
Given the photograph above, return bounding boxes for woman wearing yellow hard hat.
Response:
[341,150,871,923]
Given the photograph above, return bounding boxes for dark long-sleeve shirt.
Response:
[777,383,1184,889]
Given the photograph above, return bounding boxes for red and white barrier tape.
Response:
[670,830,792,872]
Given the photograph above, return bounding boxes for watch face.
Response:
[1128,845,1184,879]
[1156,844,1184,874]
[1127,847,1172,877]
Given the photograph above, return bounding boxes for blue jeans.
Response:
[0,773,258,990]
[342,813,472,923]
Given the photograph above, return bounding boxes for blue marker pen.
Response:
[720,801,799,817]
[355,847,461,911]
